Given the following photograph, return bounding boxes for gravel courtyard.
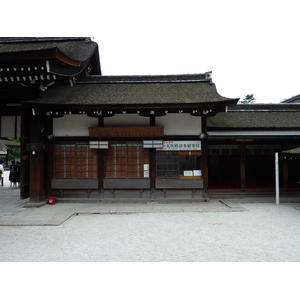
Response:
[1,201,300,262]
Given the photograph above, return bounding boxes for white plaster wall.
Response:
[53,115,98,136]
[155,114,202,136]
[104,114,149,126]
[52,114,202,137]
[1,116,21,137]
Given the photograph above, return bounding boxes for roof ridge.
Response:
[77,73,212,84]
[0,37,90,44]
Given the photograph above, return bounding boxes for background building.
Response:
[1,37,299,204]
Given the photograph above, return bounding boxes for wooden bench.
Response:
[103,179,151,198]
[155,178,203,198]
[51,178,99,198]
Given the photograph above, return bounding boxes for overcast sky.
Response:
[5,0,300,103]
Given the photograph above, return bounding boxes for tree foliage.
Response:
[7,137,21,162]
[239,94,256,104]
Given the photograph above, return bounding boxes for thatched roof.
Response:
[207,104,300,129]
[281,94,300,103]
[26,74,239,107]
[0,37,101,80]
[0,37,97,63]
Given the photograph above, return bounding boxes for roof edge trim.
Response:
[76,73,212,84]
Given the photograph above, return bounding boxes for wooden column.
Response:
[240,143,246,190]
[29,112,45,203]
[98,150,105,197]
[44,115,53,197]
[150,115,155,127]
[282,156,289,189]
[201,116,208,198]
[281,143,288,190]
[20,107,30,199]
[150,115,156,196]
[98,115,104,196]
[98,116,104,127]
[150,149,156,196]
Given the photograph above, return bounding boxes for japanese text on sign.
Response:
[161,141,201,151]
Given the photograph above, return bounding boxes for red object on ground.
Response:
[48,196,56,205]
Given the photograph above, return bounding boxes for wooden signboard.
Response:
[89,126,164,138]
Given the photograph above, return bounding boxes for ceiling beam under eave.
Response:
[0,87,41,101]
[22,49,82,67]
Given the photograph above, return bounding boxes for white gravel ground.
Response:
[1,202,300,262]
[2,199,300,300]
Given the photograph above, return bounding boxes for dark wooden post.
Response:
[98,116,104,127]
[282,156,288,190]
[44,115,53,197]
[201,116,209,198]
[281,142,288,190]
[98,115,105,197]
[150,115,156,198]
[20,107,30,199]
[240,143,246,190]
[29,111,46,203]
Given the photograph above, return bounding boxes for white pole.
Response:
[275,152,280,205]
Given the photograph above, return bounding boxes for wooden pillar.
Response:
[150,116,155,127]
[201,116,208,198]
[282,156,289,189]
[98,115,105,197]
[30,150,45,202]
[29,112,45,203]
[20,107,30,199]
[98,116,104,127]
[240,143,246,190]
[44,115,53,197]
[150,148,156,196]
[150,115,156,197]
[281,142,289,190]
[98,150,105,197]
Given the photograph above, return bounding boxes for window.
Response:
[54,143,98,178]
[105,142,149,178]
[157,154,179,177]
[156,151,200,178]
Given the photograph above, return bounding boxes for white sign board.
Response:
[160,141,201,151]
[193,170,202,176]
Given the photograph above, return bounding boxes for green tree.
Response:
[7,137,21,161]
[239,94,256,104]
